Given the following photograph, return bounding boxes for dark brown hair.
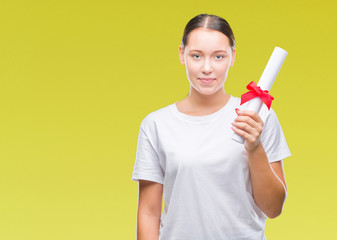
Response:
[181,14,235,50]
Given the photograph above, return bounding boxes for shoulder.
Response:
[232,94,277,124]
[140,104,173,133]
[230,96,241,106]
[230,95,274,117]
[259,104,275,123]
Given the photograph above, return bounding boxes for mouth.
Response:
[199,78,216,84]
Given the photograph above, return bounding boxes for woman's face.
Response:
[179,28,236,95]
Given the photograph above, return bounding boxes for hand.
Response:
[231,109,264,152]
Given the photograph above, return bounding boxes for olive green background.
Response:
[0,0,336,239]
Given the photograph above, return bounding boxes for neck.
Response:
[186,87,230,109]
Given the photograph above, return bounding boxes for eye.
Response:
[192,54,201,59]
[215,55,225,60]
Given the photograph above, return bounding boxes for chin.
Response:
[197,88,217,95]
[190,83,220,95]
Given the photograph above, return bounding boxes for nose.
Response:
[201,58,213,74]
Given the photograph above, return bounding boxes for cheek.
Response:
[186,61,201,76]
[215,62,230,75]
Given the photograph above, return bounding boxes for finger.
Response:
[231,124,260,143]
[233,118,263,138]
[237,110,264,126]
[234,115,264,135]
[232,121,256,136]
[234,115,260,129]
[231,126,258,143]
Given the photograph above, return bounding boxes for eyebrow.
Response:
[189,49,229,54]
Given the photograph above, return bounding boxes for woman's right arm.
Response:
[137,180,163,240]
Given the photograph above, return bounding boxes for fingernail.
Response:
[235,108,241,115]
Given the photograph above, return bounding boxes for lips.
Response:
[199,78,215,84]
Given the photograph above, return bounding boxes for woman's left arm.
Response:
[231,110,287,219]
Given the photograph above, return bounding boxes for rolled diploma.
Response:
[232,47,288,144]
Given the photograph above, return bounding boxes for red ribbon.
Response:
[240,81,274,110]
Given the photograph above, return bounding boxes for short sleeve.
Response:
[131,120,164,185]
[260,108,292,163]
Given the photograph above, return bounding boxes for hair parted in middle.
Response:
[181,14,235,51]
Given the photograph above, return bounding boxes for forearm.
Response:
[137,212,160,240]
[247,142,287,218]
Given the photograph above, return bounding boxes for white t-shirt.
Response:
[132,96,291,240]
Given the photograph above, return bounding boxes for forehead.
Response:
[186,28,231,51]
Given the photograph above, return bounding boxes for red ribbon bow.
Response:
[240,81,274,110]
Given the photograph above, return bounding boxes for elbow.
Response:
[262,196,286,219]
[265,201,285,219]
[266,188,287,219]
[266,208,283,219]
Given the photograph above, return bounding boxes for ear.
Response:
[179,45,185,65]
[230,48,236,67]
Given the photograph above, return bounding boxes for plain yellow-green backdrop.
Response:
[0,0,336,239]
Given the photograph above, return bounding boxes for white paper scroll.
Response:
[232,47,288,144]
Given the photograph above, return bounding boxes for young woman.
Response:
[132,13,291,240]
